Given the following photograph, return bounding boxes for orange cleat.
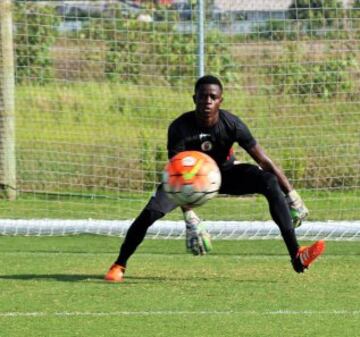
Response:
[292,240,325,273]
[104,263,126,282]
[298,240,326,268]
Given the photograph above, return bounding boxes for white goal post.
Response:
[1,219,360,241]
[0,1,359,239]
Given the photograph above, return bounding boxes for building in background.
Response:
[212,0,356,33]
[214,0,292,21]
[214,0,355,20]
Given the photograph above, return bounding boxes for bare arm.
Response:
[247,143,293,194]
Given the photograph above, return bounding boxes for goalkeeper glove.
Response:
[183,209,212,255]
[285,190,309,228]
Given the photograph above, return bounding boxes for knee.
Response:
[132,208,164,231]
[261,172,281,196]
[143,208,164,223]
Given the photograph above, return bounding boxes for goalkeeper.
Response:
[105,75,325,282]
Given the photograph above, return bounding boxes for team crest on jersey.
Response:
[201,140,213,152]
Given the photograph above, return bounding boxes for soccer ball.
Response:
[162,151,221,207]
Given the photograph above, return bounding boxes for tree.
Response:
[14,3,60,83]
[351,0,360,18]
[289,0,345,30]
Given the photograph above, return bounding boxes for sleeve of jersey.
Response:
[234,117,257,151]
[167,122,185,159]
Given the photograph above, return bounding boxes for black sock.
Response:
[280,227,300,259]
[263,175,300,259]
[269,199,300,259]
[115,208,163,267]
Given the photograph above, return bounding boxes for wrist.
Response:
[286,189,300,201]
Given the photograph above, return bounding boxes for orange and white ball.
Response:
[162,151,221,207]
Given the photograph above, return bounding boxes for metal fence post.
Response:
[197,0,205,78]
[0,0,16,200]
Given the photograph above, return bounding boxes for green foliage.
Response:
[289,0,346,33]
[264,44,356,98]
[80,4,234,86]
[353,0,360,13]
[289,0,344,20]
[258,20,297,41]
[14,3,60,84]
[349,0,360,38]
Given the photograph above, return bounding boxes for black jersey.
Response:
[167,109,256,170]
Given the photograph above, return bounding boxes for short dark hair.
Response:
[194,75,223,93]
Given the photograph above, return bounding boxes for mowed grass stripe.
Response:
[1,310,359,317]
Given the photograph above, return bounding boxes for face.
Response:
[193,84,223,128]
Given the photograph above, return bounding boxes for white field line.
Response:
[0,310,359,317]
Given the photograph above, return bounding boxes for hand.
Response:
[285,190,309,228]
[184,210,212,255]
[185,226,209,255]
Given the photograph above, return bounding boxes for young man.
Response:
[105,75,325,282]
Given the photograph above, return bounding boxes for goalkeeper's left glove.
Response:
[183,209,212,255]
[285,190,309,228]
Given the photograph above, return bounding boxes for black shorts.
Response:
[145,163,275,214]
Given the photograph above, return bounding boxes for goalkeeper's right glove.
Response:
[183,209,212,255]
[285,190,309,228]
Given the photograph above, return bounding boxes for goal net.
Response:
[0,0,359,240]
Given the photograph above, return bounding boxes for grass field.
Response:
[1,189,359,221]
[0,236,359,337]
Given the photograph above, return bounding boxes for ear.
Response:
[220,96,224,103]
[192,94,196,104]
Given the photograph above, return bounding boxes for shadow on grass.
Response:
[123,276,275,284]
[0,274,274,283]
[0,274,104,282]
[0,249,295,257]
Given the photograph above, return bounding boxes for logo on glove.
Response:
[201,141,213,151]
